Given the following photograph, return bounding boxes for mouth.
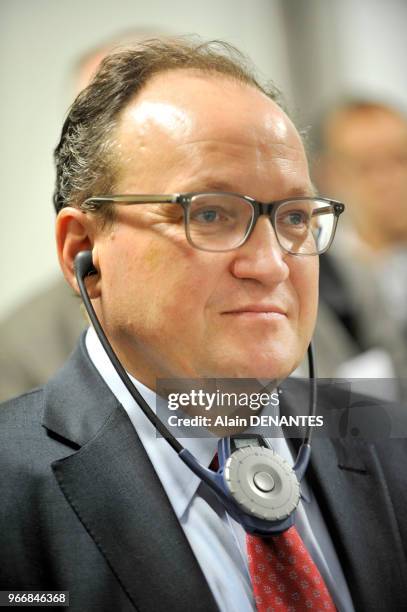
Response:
[222,305,288,319]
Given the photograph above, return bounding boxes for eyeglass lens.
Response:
[186,194,335,254]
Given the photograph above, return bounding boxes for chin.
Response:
[237,363,295,380]
[198,333,308,379]
[209,353,299,381]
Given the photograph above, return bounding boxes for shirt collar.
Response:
[85,326,218,519]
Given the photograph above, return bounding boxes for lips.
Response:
[222,304,287,316]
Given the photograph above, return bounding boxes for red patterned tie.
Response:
[247,527,336,611]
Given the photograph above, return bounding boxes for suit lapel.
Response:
[43,336,218,612]
[301,393,407,611]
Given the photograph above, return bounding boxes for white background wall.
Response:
[280,0,407,128]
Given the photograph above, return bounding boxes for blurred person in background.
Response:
[1,38,406,611]
[0,29,165,402]
[309,99,407,398]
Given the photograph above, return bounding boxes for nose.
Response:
[230,215,290,284]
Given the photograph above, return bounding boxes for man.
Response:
[311,100,407,390]
[1,40,406,611]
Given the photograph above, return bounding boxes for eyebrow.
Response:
[188,180,236,192]
[183,180,317,199]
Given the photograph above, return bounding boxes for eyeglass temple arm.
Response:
[311,204,343,218]
[81,195,180,211]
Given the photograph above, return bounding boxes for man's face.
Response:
[92,71,318,388]
[318,107,407,248]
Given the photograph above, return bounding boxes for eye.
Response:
[191,206,231,224]
[288,212,306,225]
[279,209,310,227]
[196,209,219,223]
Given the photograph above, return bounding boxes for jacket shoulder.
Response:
[0,387,73,481]
[0,387,44,431]
[0,388,53,470]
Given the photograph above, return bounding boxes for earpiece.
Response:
[74,250,97,279]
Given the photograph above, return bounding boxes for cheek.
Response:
[102,234,220,337]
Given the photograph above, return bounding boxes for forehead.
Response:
[117,70,304,156]
[111,70,311,199]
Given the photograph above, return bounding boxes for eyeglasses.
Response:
[82,192,345,255]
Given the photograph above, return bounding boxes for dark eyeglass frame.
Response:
[81,192,345,255]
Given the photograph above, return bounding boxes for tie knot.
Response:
[209,453,219,471]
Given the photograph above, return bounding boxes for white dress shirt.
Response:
[86,326,354,611]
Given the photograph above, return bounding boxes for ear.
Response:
[55,207,101,298]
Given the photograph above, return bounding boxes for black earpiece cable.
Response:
[305,342,317,445]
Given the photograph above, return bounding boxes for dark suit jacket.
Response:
[1,336,407,611]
